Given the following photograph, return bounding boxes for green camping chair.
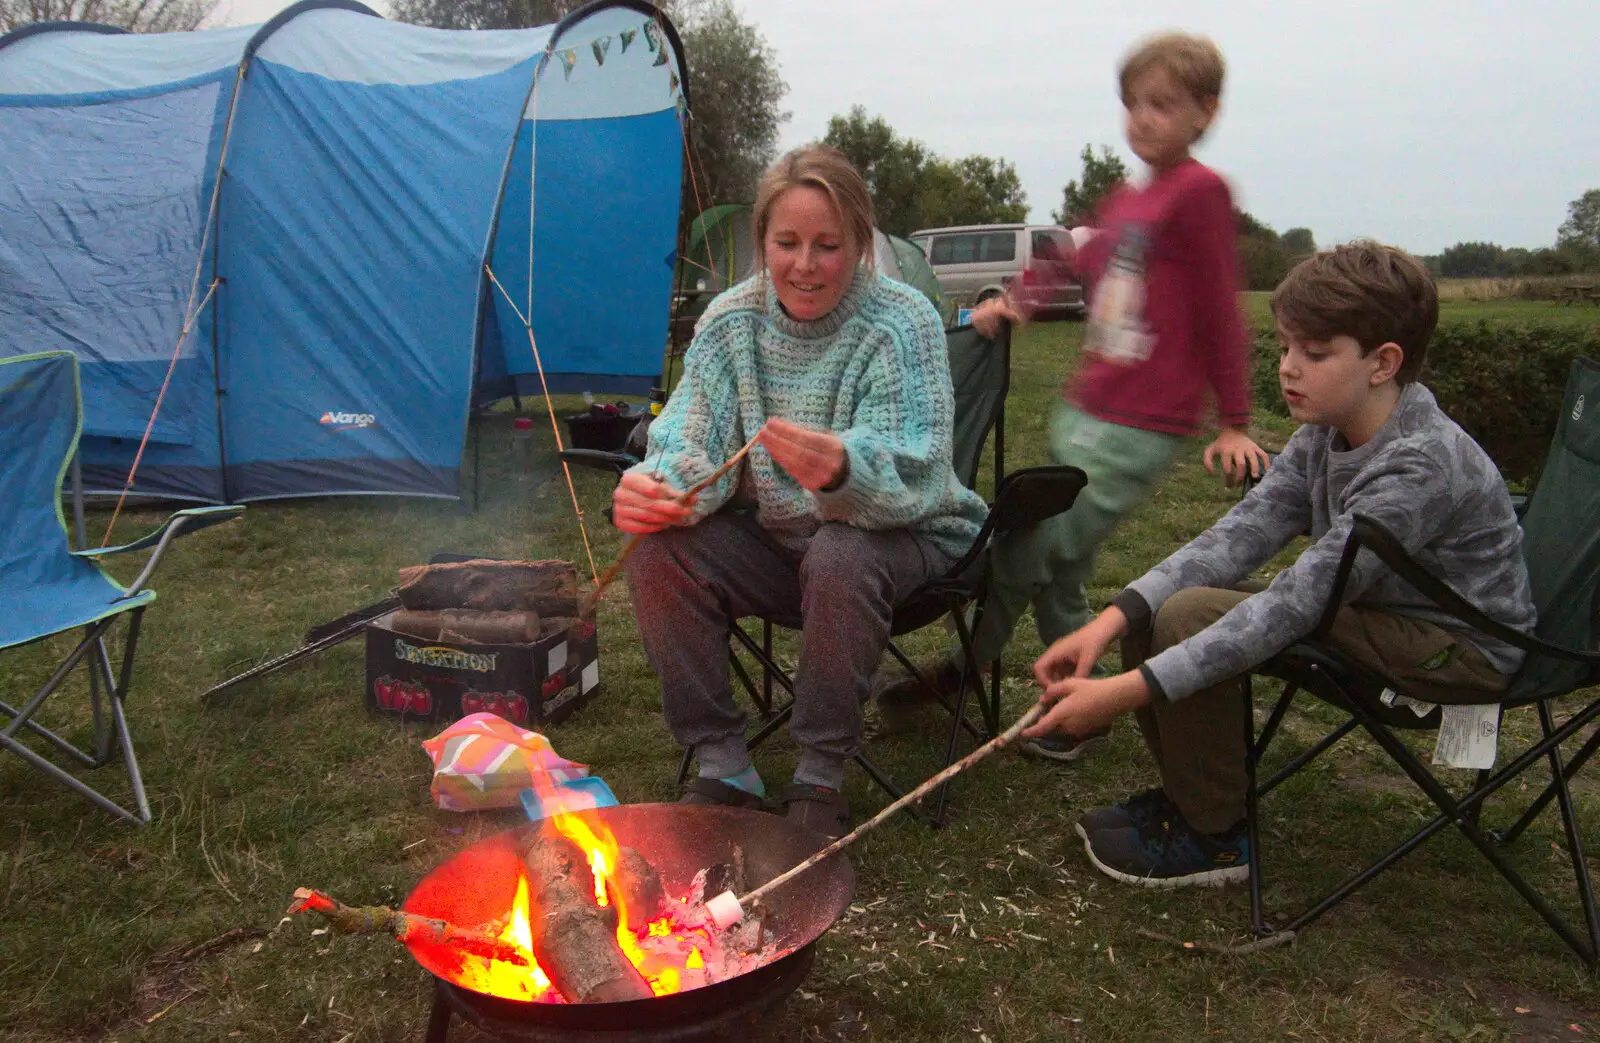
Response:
[0,351,242,824]
[683,322,1088,823]
[1243,356,1600,962]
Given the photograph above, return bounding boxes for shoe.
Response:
[779,783,852,841]
[1081,812,1250,889]
[1074,786,1173,841]
[1022,728,1110,762]
[873,658,967,708]
[680,777,766,810]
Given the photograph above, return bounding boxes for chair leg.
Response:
[1278,690,1600,963]
[1494,713,1600,846]
[1244,677,1272,937]
[674,744,693,788]
[1534,701,1600,959]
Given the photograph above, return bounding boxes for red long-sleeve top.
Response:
[1055,159,1252,437]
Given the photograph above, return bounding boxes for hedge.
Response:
[1250,319,1600,487]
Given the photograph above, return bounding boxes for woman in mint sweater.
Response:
[617,145,986,839]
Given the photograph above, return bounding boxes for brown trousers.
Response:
[1126,587,1511,834]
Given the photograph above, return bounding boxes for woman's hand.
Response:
[970,294,1024,339]
[1023,670,1150,740]
[1202,427,1271,487]
[611,471,692,534]
[759,418,848,492]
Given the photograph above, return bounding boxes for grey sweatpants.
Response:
[625,511,947,789]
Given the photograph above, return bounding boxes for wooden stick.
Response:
[579,429,765,617]
[287,888,529,966]
[1135,928,1298,956]
[721,703,1046,921]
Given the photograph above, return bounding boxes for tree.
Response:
[823,106,930,235]
[1,0,213,32]
[389,0,788,210]
[1557,189,1600,271]
[676,0,787,207]
[823,106,1028,236]
[1280,227,1316,256]
[1233,209,1293,291]
[1438,241,1510,278]
[1050,145,1128,226]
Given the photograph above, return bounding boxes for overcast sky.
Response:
[214,0,1596,255]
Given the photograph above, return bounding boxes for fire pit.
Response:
[402,803,855,1042]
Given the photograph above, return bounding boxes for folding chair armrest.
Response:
[1321,513,1600,667]
[558,448,642,476]
[73,505,244,596]
[943,465,1089,579]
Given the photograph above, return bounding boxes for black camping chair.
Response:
[1243,356,1600,963]
[678,323,1087,824]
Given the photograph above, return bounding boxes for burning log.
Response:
[389,609,542,644]
[286,888,528,966]
[397,559,579,616]
[520,830,654,1004]
[613,846,667,933]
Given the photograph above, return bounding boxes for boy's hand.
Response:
[1033,607,1129,686]
[1024,670,1150,739]
[759,417,848,492]
[971,295,1024,339]
[1202,427,1271,486]
[612,471,692,534]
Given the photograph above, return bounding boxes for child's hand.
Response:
[1033,608,1127,686]
[1024,671,1150,738]
[1203,427,1271,486]
[970,295,1024,339]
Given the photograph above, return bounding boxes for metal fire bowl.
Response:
[401,803,855,1030]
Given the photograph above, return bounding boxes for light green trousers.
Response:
[966,402,1184,664]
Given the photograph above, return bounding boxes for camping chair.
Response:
[678,323,1088,824]
[1243,356,1600,963]
[0,351,242,824]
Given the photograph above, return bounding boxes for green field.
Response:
[2,319,1598,1042]
[1241,291,1600,332]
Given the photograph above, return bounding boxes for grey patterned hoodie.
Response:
[1115,382,1537,702]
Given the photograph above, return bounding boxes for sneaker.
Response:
[1021,728,1110,762]
[1074,786,1173,841]
[1081,812,1250,889]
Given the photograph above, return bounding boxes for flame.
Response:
[452,805,722,1003]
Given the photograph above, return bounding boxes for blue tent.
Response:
[0,0,687,503]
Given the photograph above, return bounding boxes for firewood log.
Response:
[397,559,579,615]
[520,831,653,1004]
[389,609,541,645]
[613,846,667,933]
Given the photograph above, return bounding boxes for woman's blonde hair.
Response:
[751,144,876,272]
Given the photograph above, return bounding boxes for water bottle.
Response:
[511,416,534,483]
[649,386,666,417]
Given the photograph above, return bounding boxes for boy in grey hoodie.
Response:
[1026,241,1537,888]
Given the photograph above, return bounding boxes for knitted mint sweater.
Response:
[631,268,986,561]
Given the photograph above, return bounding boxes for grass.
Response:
[1241,292,1600,331]
[3,319,1600,1041]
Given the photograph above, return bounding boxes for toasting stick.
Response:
[578,428,765,617]
[287,888,529,966]
[704,703,1048,930]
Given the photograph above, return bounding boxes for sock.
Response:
[696,737,764,797]
[719,764,766,799]
[793,750,846,792]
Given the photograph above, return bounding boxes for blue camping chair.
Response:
[0,352,242,824]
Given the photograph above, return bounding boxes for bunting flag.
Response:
[619,27,637,53]
[653,46,668,67]
[643,20,661,53]
[591,36,611,66]
[558,48,577,81]
[669,69,679,94]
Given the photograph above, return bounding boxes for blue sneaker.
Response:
[1074,787,1174,841]
[1082,811,1250,889]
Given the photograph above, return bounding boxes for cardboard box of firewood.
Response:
[365,558,599,727]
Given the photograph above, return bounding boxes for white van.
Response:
[908,224,1084,316]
